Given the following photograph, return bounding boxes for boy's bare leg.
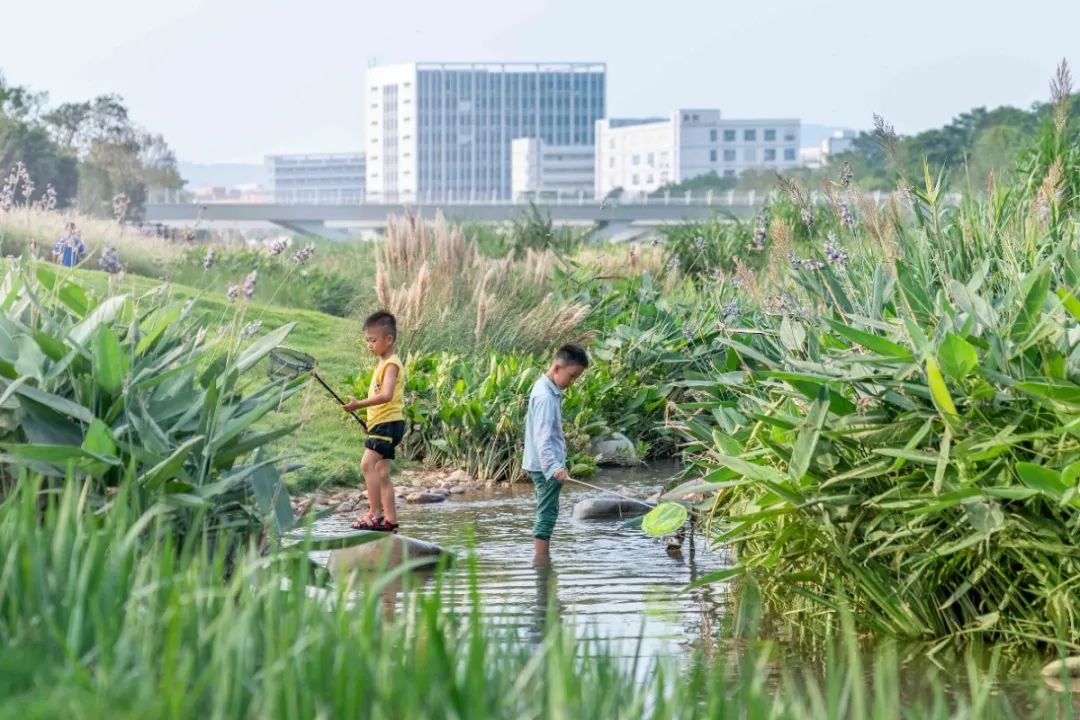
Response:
[360,450,383,518]
[377,458,397,524]
[534,538,550,560]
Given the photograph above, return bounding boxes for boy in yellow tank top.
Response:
[342,311,406,532]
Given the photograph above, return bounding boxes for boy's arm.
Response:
[534,395,568,482]
[342,364,399,411]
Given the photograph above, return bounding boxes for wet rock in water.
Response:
[406,491,446,504]
[572,496,653,520]
[329,533,449,575]
[449,485,468,495]
[447,469,473,485]
[589,432,640,466]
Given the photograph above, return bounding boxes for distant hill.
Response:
[179,162,266,189]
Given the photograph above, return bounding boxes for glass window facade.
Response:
[414,63,606,201]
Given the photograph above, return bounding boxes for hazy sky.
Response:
[1,0,1075,164]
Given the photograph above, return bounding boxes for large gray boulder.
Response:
[589,432,639,466]
[572,496,653,520]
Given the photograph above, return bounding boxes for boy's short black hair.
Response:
[364,310,397,338]
[554,343,589,369]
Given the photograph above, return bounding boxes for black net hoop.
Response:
[268,347,317,380]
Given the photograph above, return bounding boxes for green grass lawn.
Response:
[74,267,373,490]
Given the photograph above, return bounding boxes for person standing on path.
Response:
[51,222,85,267]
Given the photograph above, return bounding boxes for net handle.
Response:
[273,348,368,432]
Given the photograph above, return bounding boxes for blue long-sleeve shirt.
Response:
[522,373,566,480]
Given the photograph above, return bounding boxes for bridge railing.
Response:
[149,187,960,209]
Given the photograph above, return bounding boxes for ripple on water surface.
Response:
[311,462,732,660]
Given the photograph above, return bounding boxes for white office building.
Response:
[801,129,858,168]
[365,62,606,203]
[511,138,595,200]
[266,153,366,204]
[595,110,800,198]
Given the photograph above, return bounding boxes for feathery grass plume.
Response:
[474,288,491,338]
[111,193,130,223]
[375,257,391,310]
[856,192,897,259]
[873,113,899,160]
[732,256,760,303]
[1035,158,1065,224]
[409,261,431,321]
[371,212,587,354]
[1050,58,1073,133]
[776,174,809,207]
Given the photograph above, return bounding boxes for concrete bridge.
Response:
[143,193,770,241]
[143,190,916,241]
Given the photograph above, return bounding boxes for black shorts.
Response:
[364,421,406,460]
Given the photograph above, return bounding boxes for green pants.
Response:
[531,471,562,541]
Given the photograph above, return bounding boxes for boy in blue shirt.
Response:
[52,223,85,267]
[522,344,589,560]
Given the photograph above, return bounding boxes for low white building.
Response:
[595,110,800,197]
[511,139,595,200]
[802,129,859,168]
[266,153,366,204]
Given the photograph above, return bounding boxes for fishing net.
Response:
[268,347,316,380]
[269,347,368,431]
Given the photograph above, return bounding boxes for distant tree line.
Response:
[655,97,1080,196]
[0,72,182,218]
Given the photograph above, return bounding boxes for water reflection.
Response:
[311,462,731,662]
[527,555,562,645]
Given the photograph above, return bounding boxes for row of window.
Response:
[709,128,796,143]
[611,127,797,151]
[623,146,797,167]
[707,148,797,162]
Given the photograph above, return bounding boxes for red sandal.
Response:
[351,512,398,532]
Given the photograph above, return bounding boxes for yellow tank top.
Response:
[366,354,405,427]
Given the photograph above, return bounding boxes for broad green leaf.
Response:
[57,282,89,315]
[251,449,296,534]
[938,334,978,381]
[789,386,829,483]
[14,335,45,384]
[1016,381,1080,405]
[896,262,934,320]
[235,322,296,375]
[137,435,205,490]
[933,426,952,495]
[135,304,181,356]
[13,384,94,423]
[81,418,117,458]
[827,321,913,359]
[1015,462,1066,499]
[93,325,126,396]
[779,318,806,353]
[70,295,128,346]
[926,357,958,429]
[0,443,120,467]
[1057,287,1080,322]
[1012,270,1050,340]
[641,502,688,537]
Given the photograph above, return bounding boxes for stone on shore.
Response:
[406,491,446,504]
[572,496,653,520]
[589,432,639,466]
